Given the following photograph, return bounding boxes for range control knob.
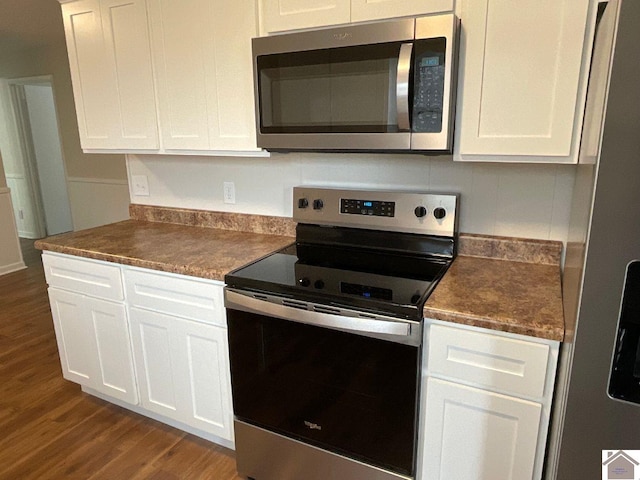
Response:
[298,198,309,209]
[414,206,427,218]
[298,277,310,287]
[433,207,447,220]
[313,199,324,210]
[314,280,325,290]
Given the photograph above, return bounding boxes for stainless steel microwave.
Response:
[252,14,459,153]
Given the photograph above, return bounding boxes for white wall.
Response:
[66,177,130,230]
[0,152,25,275]
[127,153,576,242]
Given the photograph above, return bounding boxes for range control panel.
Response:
[340,199,396,217]
[293,187,458,237]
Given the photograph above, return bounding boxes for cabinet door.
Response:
[149,0,259,152]
[49,288,100,387]
[351,0,453,23]
[48,288,138,404]
[129,307,181,418]
[173,317,234,441]
[456,0,590,159]
[129,307,234,441]
[421,378,541,480]
[85,296,138,404]
[261,0,350,33]
[99,0,159,149]
[61,0,158,150]
[62,0,118,149]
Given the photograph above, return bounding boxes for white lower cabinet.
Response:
[48,287,138,405]
[419,321,559,480]
[129,306,233,442]
[422,378,541,479]
[43,252,234,447]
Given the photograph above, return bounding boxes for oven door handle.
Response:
[225,290,412,337]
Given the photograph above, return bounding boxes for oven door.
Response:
[225,288,421,477]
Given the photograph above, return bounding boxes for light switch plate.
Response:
[132,175,150,196]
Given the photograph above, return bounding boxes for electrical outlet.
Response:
[223,182,236,204]
[132,175,150,196]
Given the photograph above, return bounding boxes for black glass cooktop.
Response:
[225,241,452,320]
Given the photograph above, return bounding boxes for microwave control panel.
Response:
[412,39,447,134]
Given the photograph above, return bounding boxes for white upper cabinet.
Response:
[260,0,453,34]
[351,0,454,23]
[60,0,263,155]
[261,0,351,33]
[61,0,159,150]
[454,0,592,162]
[148,0,260,153]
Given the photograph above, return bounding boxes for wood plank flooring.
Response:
[0,239,243,480]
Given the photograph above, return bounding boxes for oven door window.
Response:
[227,308,419,476]
[257,43,403,134]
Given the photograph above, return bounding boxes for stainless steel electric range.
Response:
[224,187,458,480]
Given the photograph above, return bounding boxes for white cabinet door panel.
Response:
[62,0,158,150]
[100,0,159,149]
[351,0,453,23]
[129,306,234,441]
[62,0,117,149]
[207,0,259,151]
[48,287,138,405]
[176,319,233,440]
[87,296,138,404]
[422,378,541,480]
[49,288,99,386]
[456,0,590,157]
[148,0,210,150]
[150,0,259,152]
[262,0,351,33]
[130,307,180,416]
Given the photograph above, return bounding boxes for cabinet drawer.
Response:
[124,268,225,327]
[427,324,550,398]
[43,253,124,301]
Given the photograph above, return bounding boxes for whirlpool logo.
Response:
[304,420,322,431]
[333,32,352,41]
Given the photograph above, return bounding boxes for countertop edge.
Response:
[423,307,564,342]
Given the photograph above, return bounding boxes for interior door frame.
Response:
[7,75,73,237]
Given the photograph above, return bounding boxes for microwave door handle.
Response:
[396,43,413,132]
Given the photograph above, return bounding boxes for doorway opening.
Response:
[0,75,73,240]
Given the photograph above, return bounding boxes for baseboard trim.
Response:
[0,261,27,276]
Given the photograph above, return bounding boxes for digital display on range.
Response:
[341,282,393,301]
[341,198,395,217]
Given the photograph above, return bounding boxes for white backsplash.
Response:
[126,153,576,242]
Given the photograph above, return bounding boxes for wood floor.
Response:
[0,239,243,480]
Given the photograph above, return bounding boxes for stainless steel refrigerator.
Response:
[545,0,640,478]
